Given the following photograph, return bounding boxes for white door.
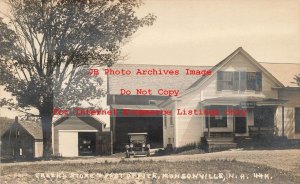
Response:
[59,131,78,157]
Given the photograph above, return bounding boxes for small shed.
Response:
[53,116,112,157]
[0,117,43,159]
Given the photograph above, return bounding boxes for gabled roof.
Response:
[0,117,14,136]
[53,116,105,129]
[18,120,43,140]
[108,64,211,96]
[186,47,285,91]
[108,48,298,101]
[1,118,43,140]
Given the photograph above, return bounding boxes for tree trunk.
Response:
[40,104,54,157]
[40,114,53,157]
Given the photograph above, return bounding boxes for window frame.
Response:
[205,106,228,128]
[217,71,262,92]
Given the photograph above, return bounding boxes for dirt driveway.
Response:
[2,149,300,174]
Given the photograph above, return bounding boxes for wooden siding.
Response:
[162,102,176,148]
[201,52,279,100]
[174,90,203,147]
[1,123,37,158]
[34,141,43,158]
[165,52,286,148]
[53,117,102,154]
[274,90,300,139]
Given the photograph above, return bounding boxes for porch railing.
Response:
[248,126,275,137]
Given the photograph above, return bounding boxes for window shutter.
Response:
[256,72,262,91]
[217,71,223,91]
[240,72,246,91]
[233,72,239,91]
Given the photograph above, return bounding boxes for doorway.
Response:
[235,117,247,133]
[78,132,96,156]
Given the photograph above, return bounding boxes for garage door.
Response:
[59,131,78,157]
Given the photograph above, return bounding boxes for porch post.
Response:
[208,115,210,137]
[233,115,235,134]
[282,106,285,137]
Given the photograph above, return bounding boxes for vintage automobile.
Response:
[125,133,150,158]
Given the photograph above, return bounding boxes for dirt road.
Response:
[2,149,300,174]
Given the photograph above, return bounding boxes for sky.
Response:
[0,0,299,119]
[121,0,300,65]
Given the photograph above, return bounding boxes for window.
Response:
[217,71,233,90]
[217,71,262,91]
[240,71,247,91]
[255,72,262,91]
[233,71,239,90]
[247,72,256,90]
[205,106,227,128]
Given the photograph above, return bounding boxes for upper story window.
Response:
[217,71,262,91]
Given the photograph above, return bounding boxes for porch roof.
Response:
[110,104,161,110]
[201,96,286,106]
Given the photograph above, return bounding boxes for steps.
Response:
[203,133,237,152]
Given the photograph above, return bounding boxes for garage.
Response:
[53,116,112,157]
[111,105,164,152]
[58,131,78,157]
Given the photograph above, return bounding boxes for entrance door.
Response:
[59,131,78,157]
[235,117,247,133]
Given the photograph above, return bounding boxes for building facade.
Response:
[1,117,43,159]
[52,116,111,157]
[107,47,300,150]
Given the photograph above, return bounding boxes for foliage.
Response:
[0,0,155,155]
[0,0,155,112]
[292,74,300,86]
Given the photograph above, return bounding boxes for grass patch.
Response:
[1,159,300,183]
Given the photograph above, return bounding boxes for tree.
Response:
[0,0,155,156]
[292,74,300,86]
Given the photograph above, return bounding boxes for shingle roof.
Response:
[18,120,43,140]
[108,48,299,96]
[108,64,212,95]
[1,118,43,140]
[53,116,105,129]
[0,117,14,136]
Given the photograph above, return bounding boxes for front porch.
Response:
[201,97,286,152]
